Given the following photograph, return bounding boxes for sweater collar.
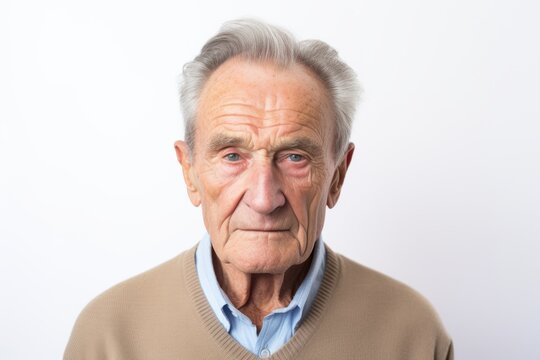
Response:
[183,240,341,360]
[195,234,326,333]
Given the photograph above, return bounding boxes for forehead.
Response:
[194,57,334,146]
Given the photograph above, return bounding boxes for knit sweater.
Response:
[64,245,453,359]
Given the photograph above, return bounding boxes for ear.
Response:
[327,143,355,208]
[174,140,201,206]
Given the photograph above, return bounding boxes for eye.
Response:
[224,153,241,162]
[287,154,304,162]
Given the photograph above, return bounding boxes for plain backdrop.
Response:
[1,0,539,359]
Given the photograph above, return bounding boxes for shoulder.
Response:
[335,252,447,329]
[322,248,452,358]
[64,247,197,359]
[339,254,435,307]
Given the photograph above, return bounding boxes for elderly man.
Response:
[65,19,453,359]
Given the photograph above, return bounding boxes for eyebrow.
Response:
[207,134,249,153]
[206,134,323,157]
[275,137,323,158]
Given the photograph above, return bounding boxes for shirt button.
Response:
[260,348,271,358]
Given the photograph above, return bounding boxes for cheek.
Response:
[197,159,244,199]
[296,190,327,226]
[283,166,332,227]
[197,164,247,229]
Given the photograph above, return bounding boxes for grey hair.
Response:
[179,19,361,159]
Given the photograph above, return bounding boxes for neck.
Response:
[213,251,313,332]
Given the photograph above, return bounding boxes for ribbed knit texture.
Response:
[183,244,339,360]
[64,244,453,360]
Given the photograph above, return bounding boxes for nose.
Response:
[243,160,286,214]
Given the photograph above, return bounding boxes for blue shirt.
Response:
[195,234,326,358]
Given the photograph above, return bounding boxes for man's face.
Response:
[176,58,353,274]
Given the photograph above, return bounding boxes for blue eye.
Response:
[288,154,304,162]
[225,153,240,161]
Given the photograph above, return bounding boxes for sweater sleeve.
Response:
[444,341,454,360]
[63,295,121,360]
[64,314,103,359]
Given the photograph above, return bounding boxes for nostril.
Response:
[245,184,285,213]
[247,190,285,214]
[243,162,286,214]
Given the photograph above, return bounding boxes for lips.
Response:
[230,213,294,233]
[237,228,289,232]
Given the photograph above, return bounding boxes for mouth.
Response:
[238,229,289,232]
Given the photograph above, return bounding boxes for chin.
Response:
[218,230,306,274]
[230,248,299,275]
[233,261,294,275]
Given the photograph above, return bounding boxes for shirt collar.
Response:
[195,234,231,330]
[195,233,326,331]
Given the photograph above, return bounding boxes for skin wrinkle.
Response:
[213,104,322,118]
[207,116,325,138]
[207,134,324,165]
[174,57,354,331]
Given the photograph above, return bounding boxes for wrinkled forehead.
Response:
[193,57,335,149]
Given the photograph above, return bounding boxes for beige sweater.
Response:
[65,245,453,359]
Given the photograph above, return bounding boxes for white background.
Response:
[1,0,539,358]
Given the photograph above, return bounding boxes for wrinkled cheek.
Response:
[199,173,247,235]
[309,194,327,232]
[300,190,328,246]
[199,166,238,203]
[290,192,325,251]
